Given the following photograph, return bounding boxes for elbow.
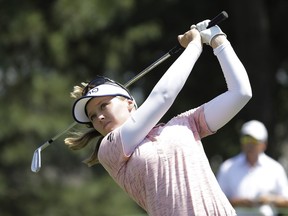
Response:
[239,87,252,104]
[245,86,253,101]
[244,79,253,101]
[160,90,177,105]
[150,88,177,106]
[236,80,252,103]
[243,93,252,105]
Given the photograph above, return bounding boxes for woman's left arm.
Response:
[204,35,252,132]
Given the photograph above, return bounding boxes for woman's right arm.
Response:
[120,29,203,156]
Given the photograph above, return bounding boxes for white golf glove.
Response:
[193,20,226,45]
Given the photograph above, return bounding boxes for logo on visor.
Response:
[87,87,99,95]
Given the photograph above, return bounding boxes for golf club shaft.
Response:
[40,122,78,151]
[124,52,171,87]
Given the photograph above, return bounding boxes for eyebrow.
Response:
[86,96,113,118]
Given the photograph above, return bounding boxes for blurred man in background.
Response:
[217,120,288,216]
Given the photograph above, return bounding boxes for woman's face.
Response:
[86,96,134,136]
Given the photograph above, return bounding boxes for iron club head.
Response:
[31,122,77,173]
[31,141,51,173]
[31,148,42,173]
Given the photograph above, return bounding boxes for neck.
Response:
[246,154,259,167]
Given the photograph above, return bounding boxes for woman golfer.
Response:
[66,20,252,215]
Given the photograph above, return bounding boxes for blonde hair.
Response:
[64,82,103,167]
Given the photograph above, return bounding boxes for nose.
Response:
[97,113,105,121]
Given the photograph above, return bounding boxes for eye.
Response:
[100,102,108,110]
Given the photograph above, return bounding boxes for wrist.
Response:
[189,40,203,52]
[211,35,227,49]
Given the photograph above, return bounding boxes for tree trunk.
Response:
[228,0,278,156]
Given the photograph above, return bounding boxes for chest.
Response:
[231,165,278,197]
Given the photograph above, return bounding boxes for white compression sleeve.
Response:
[204,41,252,132]
[121,42,202,156]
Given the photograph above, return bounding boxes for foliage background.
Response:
[1,0,288,215]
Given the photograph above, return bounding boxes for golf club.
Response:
[31,11,228,173]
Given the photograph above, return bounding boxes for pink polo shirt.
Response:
[98,106,236,216]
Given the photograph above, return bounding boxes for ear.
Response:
[261,142,267,151]
[127,99,135,111]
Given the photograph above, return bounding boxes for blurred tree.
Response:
[0,0,288,215]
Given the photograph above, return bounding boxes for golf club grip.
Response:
[207,11,228,28]
[169,11,229,56]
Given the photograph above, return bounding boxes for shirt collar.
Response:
[239,152,266,167]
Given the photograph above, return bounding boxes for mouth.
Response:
[103,121,112,130]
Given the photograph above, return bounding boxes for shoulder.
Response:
[99,129,126,163]
[101,129,121,146]
[219,154,243,172]
[173,105,213,139]
[261,153,286,170]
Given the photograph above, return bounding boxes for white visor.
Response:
[73,83,133,123]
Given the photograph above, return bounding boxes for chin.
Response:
[104,127,114,134]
